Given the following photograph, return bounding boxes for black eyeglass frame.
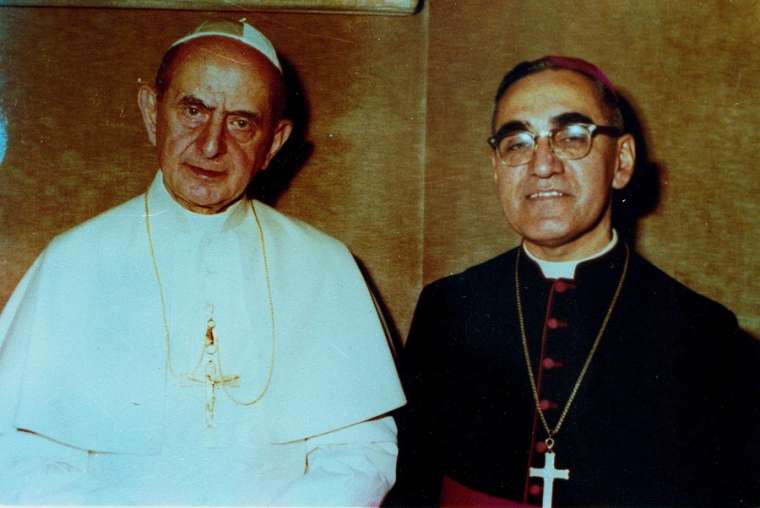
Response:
[488,123,623,166]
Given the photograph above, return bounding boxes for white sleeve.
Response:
[0,430,91,504]
[270,415,398,507]
[0,254,43,354]
[0,253,94,504]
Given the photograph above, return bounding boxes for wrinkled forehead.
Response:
[494,69,609,130]
[162,37,284,116]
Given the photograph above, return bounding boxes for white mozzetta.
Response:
[0,171,405,505]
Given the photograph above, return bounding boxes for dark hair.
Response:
[154,44,182,100]
[492,56,623,131]
[153,40,287,120]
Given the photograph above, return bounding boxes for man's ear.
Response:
[261,119,294,170]
[612,133,636,190]
[137,85,158,146]
[491,152,500,184]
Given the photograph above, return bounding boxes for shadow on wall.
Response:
[354,255,403,365]
[612,91,664,249]
[248,57,314,205]
[612,94,759,344]
[243,57,405,353]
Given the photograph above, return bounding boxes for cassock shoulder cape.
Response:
[387,242,759,507]
[0,176,405,455]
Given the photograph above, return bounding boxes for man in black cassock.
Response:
[385,56,760,507]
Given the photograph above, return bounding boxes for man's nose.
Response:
[198,117,226,158]
[529,137,563,177]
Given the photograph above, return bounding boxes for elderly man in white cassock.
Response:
[0,19,405,505]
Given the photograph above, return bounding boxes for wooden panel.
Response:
[1,0,421,14]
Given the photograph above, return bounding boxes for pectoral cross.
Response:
[529,450,569,508]
[189,318,239,428]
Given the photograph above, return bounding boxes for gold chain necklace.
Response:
[144,191,275,407]
[515,242,629,451]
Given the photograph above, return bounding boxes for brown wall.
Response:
[1,1,758,340]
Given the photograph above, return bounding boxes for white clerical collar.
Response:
[149,170,248,234]
[522,230,619,280]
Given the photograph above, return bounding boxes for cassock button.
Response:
[542,357,556,369]
[547,318,560,329]
[539,399,556,410]
[529,484,543,497]
[554,280,570,293]
[535,441,547,453]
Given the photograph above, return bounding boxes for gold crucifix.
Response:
[188,318,240,428]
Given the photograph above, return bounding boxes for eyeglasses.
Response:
[488,123,622,166]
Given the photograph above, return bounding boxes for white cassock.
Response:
[0,171,406,505]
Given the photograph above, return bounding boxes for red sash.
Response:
[440,475,537,508]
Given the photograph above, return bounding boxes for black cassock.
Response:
[386,241,760,507]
